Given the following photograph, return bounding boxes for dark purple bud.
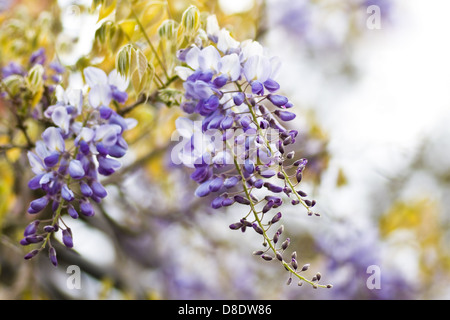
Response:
[261,254,273,261]
[293,158,308,167]
[233,195,250,205]
[276,252,283,261]
[80,201,95,217]
[207,114,224,130]
[263,79,280,92]
[259,119,269,129]
[99,105,113,119]
[220,116,234,130]
[283,135,292,146]
[111,88,128,104]
[264,182,283,193]
[25,235,44,243]
[29,196,49,213]
[274,110,296,121]
[91,181,107,198]
[262,200,274,214]
[20,238,30,246]
[79,140,90,155]
[289,130,298,139]
[97,156,121,176]
[301,264,310,272]
[233,92,245,106]
[268,94,288,107]
[271,212,282,224]
[284,102,294,109]
[190,166,212,183]
[239,115,252,128]
[195,180,211,197]
[291,258,298,270]
[240,219,253,227]
[211,196,224,209]
[61,184,75,202]
[286,151,295,159]
[44,152,60,168]
[108,143,127,158]
[208,176,224,192]
[229,222,243,230]
[68,204,79,219]
[252,250,264,255]
[296,190,308,197]
[273,232,280,244]
[296,172,303,183]
[24,220,40,236]
[44,225,55,232]
[316,272,322,281]
[260,169,276,178]
[291,199,300,205]
[254,179,264,189]
[213,74,228,88]
[28,174,44,190]
[222,197,235,207]
[198,71,213,82]
[62,229,73,248]
[24,249,40,260]
[252,223,264,235]
[251,81,264,95]
[49,247,58,267]
[224,176,240,188]
[244,160,255,174]
[200,95,219,116]
[281,238,290,250]
[80,181,93,197]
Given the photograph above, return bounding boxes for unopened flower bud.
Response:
[281,238,290,250]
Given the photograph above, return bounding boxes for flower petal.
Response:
[84,66,108,87]
[42,127,65,153]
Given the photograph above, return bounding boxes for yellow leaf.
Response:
[336,167,347,187]
[97,0,117,22]
[115,0,132,22]
[118,20,136,38]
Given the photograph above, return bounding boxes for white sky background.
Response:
[266,0,450,223]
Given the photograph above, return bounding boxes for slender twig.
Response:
[131,8,170,80]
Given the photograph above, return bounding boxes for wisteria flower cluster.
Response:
[173,16,331,288]
[20,66,136,266]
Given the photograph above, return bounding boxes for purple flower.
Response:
[62,229,73,248]
[30,48,46,65]
[68,160,85,179]
[28,196,49,213]
[22,65,135,266]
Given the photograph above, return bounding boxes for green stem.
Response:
[280,167,312,213]
[232,153,326,288]
[131,8,170,81]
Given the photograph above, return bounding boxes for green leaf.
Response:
[115,44,133,77]
[26,64,44,93]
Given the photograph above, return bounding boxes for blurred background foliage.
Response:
[0,0,449,300]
